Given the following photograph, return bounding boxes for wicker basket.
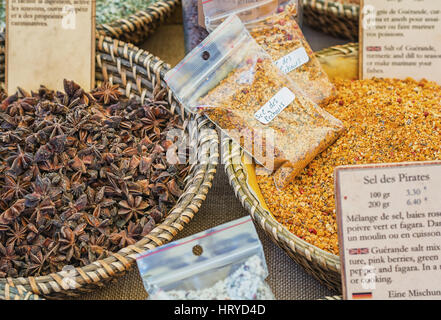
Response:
[96,0,181,45]
[0,34,219,299]
[302,0,359,41]
[0,31,4,85]
[222,43,358,293]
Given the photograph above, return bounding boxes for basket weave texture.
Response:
[222,43,359,293]
[0,33,219,299]
[302,0,359,40]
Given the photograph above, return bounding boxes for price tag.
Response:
[335,162,441,300]
[274,47,310,74]
[5,0,95,93]
[359,0,441,83]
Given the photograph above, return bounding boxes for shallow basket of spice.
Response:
[0,34,218,299]
[95,0,181,45]
[223,42,441,292]
[302,0,360,41]
[0,31,4,85]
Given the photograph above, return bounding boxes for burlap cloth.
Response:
[75,8,348,299]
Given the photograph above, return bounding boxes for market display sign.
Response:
[359,0,441,83]
[5,0,95,93]
[335,162,441,300]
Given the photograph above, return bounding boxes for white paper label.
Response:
[275,47,310,74]
[335,162,441,300]
[254,87,295,125]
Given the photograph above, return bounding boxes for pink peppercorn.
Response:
[309,228,317,235]
[424,111,429,117]
[257,58,263,63]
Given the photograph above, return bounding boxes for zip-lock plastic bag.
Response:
[136,217,275,300]
[205,1,331,104]
[165,15,344,188]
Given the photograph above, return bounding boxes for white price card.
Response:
[6,0,95,93]
[360,0,441,83]
[335,162,441,300]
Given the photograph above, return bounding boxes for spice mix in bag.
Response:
[165,15,344,188]
[205,1,331,104]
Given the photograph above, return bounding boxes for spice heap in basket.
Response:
[258,78,441,255]
[0,80,189,278]
[248,3,334,104]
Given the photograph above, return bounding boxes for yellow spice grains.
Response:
[257,78,441,255]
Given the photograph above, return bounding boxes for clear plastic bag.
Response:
[165,15,344,188]
[248,2,332,104]
[136,217,275,300]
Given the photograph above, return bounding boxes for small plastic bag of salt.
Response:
[136,216,275,300]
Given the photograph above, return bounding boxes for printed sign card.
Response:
[6,0,95,93]
[360,0,441,83]
[336,162,441,300]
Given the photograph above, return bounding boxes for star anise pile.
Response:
[0,80,189,278]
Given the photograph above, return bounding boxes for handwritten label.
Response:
[335,162,441,300]
[360,0,441,82]
[6,0,95,93]
[274,47,310,74]
[254,87,295,124]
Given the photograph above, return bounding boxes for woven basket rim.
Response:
[0,34,219,298]
[98,0,176,26]
[221,42,359,281]
[302,0,360,40]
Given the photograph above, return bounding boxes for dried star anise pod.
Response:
[92,83,122,105]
